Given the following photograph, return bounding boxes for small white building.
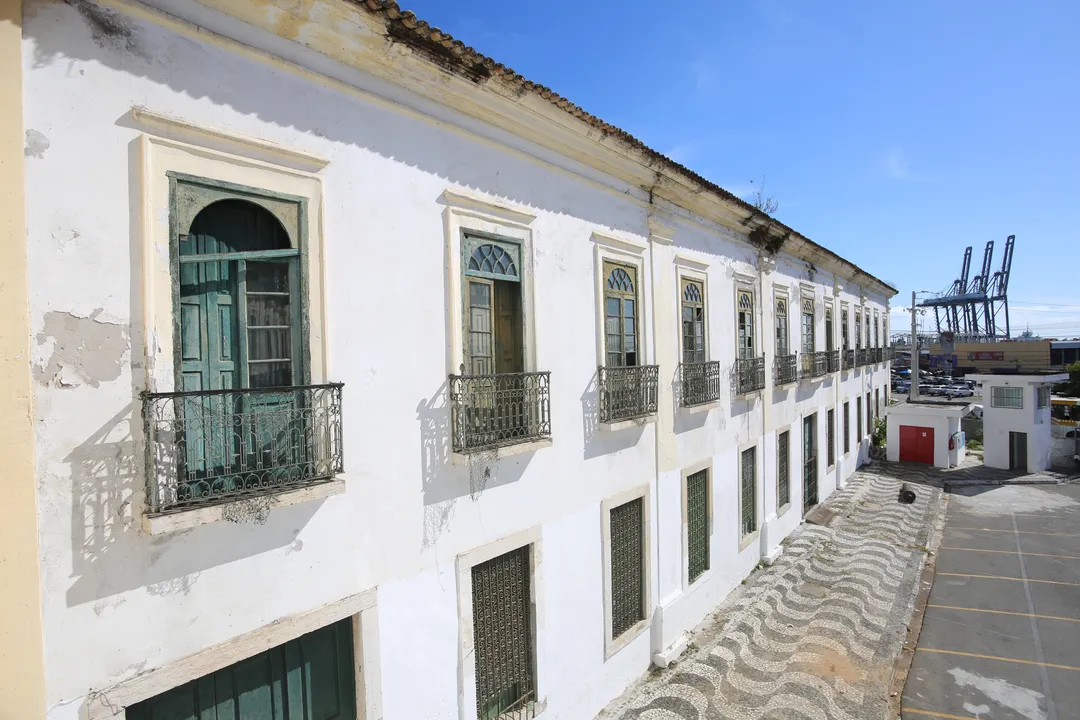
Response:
[967,373,1068,473]
[886,399,971,468]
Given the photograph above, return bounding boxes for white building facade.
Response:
[968,373,1067,473]
[11,1,895,718]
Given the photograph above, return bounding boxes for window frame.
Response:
[854,308,862,349]
[1037,386,1051,409]
[461,231,526,376]
[825,304,834,353]
[826,407,836,469]
[866,391,872,434]
[774,295,790,358]
[991,385,1025,409]
[843,401,851,456]
[801,297,816,354]
[738,443,759,548]
[601,483,652,659]
[679,272,708,365]
[841,304,850,351]
[857,396,863,439]
[603,259,641,368]
[681,460,713,589]
[593,234,650,369]
[736,285,757,360]
[777,428,791,515]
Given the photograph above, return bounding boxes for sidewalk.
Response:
[598,466,943,720]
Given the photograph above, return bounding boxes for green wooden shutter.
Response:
[126,619,356,720]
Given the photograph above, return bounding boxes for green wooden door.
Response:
[127,619,356,720]
[176,200,303,501]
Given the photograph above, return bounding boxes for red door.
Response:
[900,425,935,464]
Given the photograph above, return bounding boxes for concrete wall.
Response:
[0,1,48,717]
[1051,437,1079,471]
[885,406,960,469]
[978,381,1054,473]
[20,2,894,718]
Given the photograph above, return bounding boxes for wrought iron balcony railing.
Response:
[598,365,660,423]
[826,349,841,373]
[868,348,881,364]
[843,349,855,370]
[884,346,896,362]
[856,348,869,367]
[679,361,722,407]
[735,356,766,395]
[774,354,798,386]
[801,351,828,378]
[142,383,344,515]
[448,371,551,452]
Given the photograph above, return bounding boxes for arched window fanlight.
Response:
[738,291,753,310]
[776,299,786,316]
[683,282,702,303]
[802,299,814,314]
[607,267,634,293]
[467,243,519,279]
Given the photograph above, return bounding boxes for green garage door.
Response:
[127,619,356,720]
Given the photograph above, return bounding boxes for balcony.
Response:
[449,371,552,452]
[856,348,869,367]
[884,346,896,362]
[842,349,855,371]
[774,354,798,386]
[735,356,766,395]
[826,349,841,373]
[801,351,828,379]
[870,348,883,364]
[598,365,659,423]
[679,361,722,407]
[142,383,344,515]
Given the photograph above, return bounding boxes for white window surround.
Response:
[680,460,713,591]
[774,424,792,519]
[139,132,332,532]
[86,588,379,720]
[737,439,760,552]
[141,134,329,393]
[456,526,547,720]
[442,188,538,375]
[601,483,653,660]
[592,231,651,367]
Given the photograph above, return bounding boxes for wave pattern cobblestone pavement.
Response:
[598,466,943,720]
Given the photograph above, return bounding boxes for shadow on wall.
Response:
[65,403,324,608]
[24,0,645,237]
[416,385,535,550]
[580,371,645,460]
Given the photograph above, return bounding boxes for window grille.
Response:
[875,389,880,420]
[1037,386,1050,409]
[866,392,872,434]
[857,397,863,439]
[472,546,536,720]
[610,498,645,639]
[777,431,790,508]
[992,386,1024,409]
[686,470,709,583]
[740,447,756,537]
[803,414,818,510]
[827,408,835,467]
[844,402,851,454]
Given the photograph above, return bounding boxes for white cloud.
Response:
[883,147,933,183]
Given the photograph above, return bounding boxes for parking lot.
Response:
[902,482,1080,720]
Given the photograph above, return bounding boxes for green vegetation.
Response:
[1055,362,1080,397]
[872,417,887,447]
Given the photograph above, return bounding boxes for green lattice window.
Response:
[740,447,756,537]
[686,470,709,583]
[803,414,818,510]
[472,545,536,720]
[866,392,872,434]
[844,401,851,454]
[857,397,863,439]
[610,497,645,639]
[827,408,835,467]
[777,431,790,508]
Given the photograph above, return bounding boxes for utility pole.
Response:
[910,291,919,401]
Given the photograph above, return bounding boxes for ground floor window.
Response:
[610,498,646,639]
[866,392,872,434]
[857,396,863,439]
[777,431,790,508]
[803,414,818,510]
[127,619,356,720]
[472,545,536,720]
[740,447,757,537]
[686,469,710,583]
[844,401,851,454]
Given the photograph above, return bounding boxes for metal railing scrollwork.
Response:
[142,383,344,515]
[449,371,551,452]
[735,356,767,394]
[827,349,841,373]
[774,354,798,386]
[598,365,659,423]
[679,361,722,407]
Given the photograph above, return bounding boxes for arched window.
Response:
[737,290,754,359]
[802,298,815,354]
[681,279,705,364]
[604,262,638,366]
[467,242,519,280]
[775,298,789,357]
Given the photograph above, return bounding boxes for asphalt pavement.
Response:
[902,482,1080,720]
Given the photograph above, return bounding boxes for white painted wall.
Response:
[885,405,963,469]
[21,3,894,718]
[974,379,1057,473]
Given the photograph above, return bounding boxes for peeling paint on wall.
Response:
[34,309,129,389]
[24,129,50,159]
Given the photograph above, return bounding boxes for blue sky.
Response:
[397,0,1080,339]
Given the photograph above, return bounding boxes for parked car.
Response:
[944,385,974,398]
